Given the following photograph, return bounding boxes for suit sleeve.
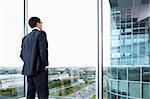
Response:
[38,31,49,67]
[20,36,26,60]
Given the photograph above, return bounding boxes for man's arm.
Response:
[38,31,49,67]
[20,36,26,60]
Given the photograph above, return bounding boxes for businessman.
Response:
[20,17,49,99]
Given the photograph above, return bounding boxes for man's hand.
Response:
[45,66,49,70]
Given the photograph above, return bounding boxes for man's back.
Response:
[21,29,48,76]
[20,17,49,99]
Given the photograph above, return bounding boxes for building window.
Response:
[118,67,127,80]
[142,83,150,99]
[111,80,118,93]
[128,67,140,81]
[142,67,150,82]
[118,81,128,95]
[111,67,118,79]
[128,82,141,98]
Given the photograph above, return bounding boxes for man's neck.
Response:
[32,27,41,31]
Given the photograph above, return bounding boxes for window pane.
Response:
[107,79,111,91]
[107,92,110,99]
[128,82,141,98]
[111,80,118,93]
[118,67,127,80]
[142,83,150,99]
[128,67,140,81]
[142,67,150,82]
[118,81,127,95]
[0,0,24,98]
[118,96,126,99]
[111,94,117,99]
[107,67,111,78]
[28,0,97,98]
[111,67,118,79]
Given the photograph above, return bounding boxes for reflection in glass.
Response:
[111,67,118,79]
[107,92,110,99]
[128,67,140,81]
[118,96,126,99]
[104,0,150,98]
[111,80,118,93]
[111,58,119,65]
[107,67,111,78]
[142,83,150,99]
[118,68,127,80]
[111,94,117,99]
[142,67,150,82]
[128,82,140,98]
[118,81,127,95]
[107,79,111,91]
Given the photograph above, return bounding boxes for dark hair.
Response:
[28,17,41,28]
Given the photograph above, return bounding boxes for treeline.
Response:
[48,77,78,89]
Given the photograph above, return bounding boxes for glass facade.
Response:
[0,0,24,99]
[0,0,98,99]
[105,0,150,99]
[27,0,97,98]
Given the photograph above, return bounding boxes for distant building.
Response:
[107,0,150,99]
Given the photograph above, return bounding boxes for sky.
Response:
[0,0,24,67]
[0,0,101,67]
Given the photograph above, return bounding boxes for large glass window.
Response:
[28,0,97,98]
[0,0,24,98]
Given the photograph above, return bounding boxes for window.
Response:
[118,81,127,95]
[112,29,120,36]
[107,79,111,91]
[128,82,141,98]
[0,0,24,98]
[118,67,127,80]
[111,58,119,65]
[142,83,150,99]
[128,67,140,81]
[118,96,127,99]
[28,0,97,98]
[142,67,150,82]
[107,92,111,99]
[111,67,118,79]
[111,94,117,99]
[111,80,118,93]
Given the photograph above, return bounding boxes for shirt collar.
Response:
[32,27,41,31]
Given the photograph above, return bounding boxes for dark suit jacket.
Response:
[20,29,48,76]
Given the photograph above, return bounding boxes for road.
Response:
[70,83,96,99]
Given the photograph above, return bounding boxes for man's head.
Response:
[28,17,43,30]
